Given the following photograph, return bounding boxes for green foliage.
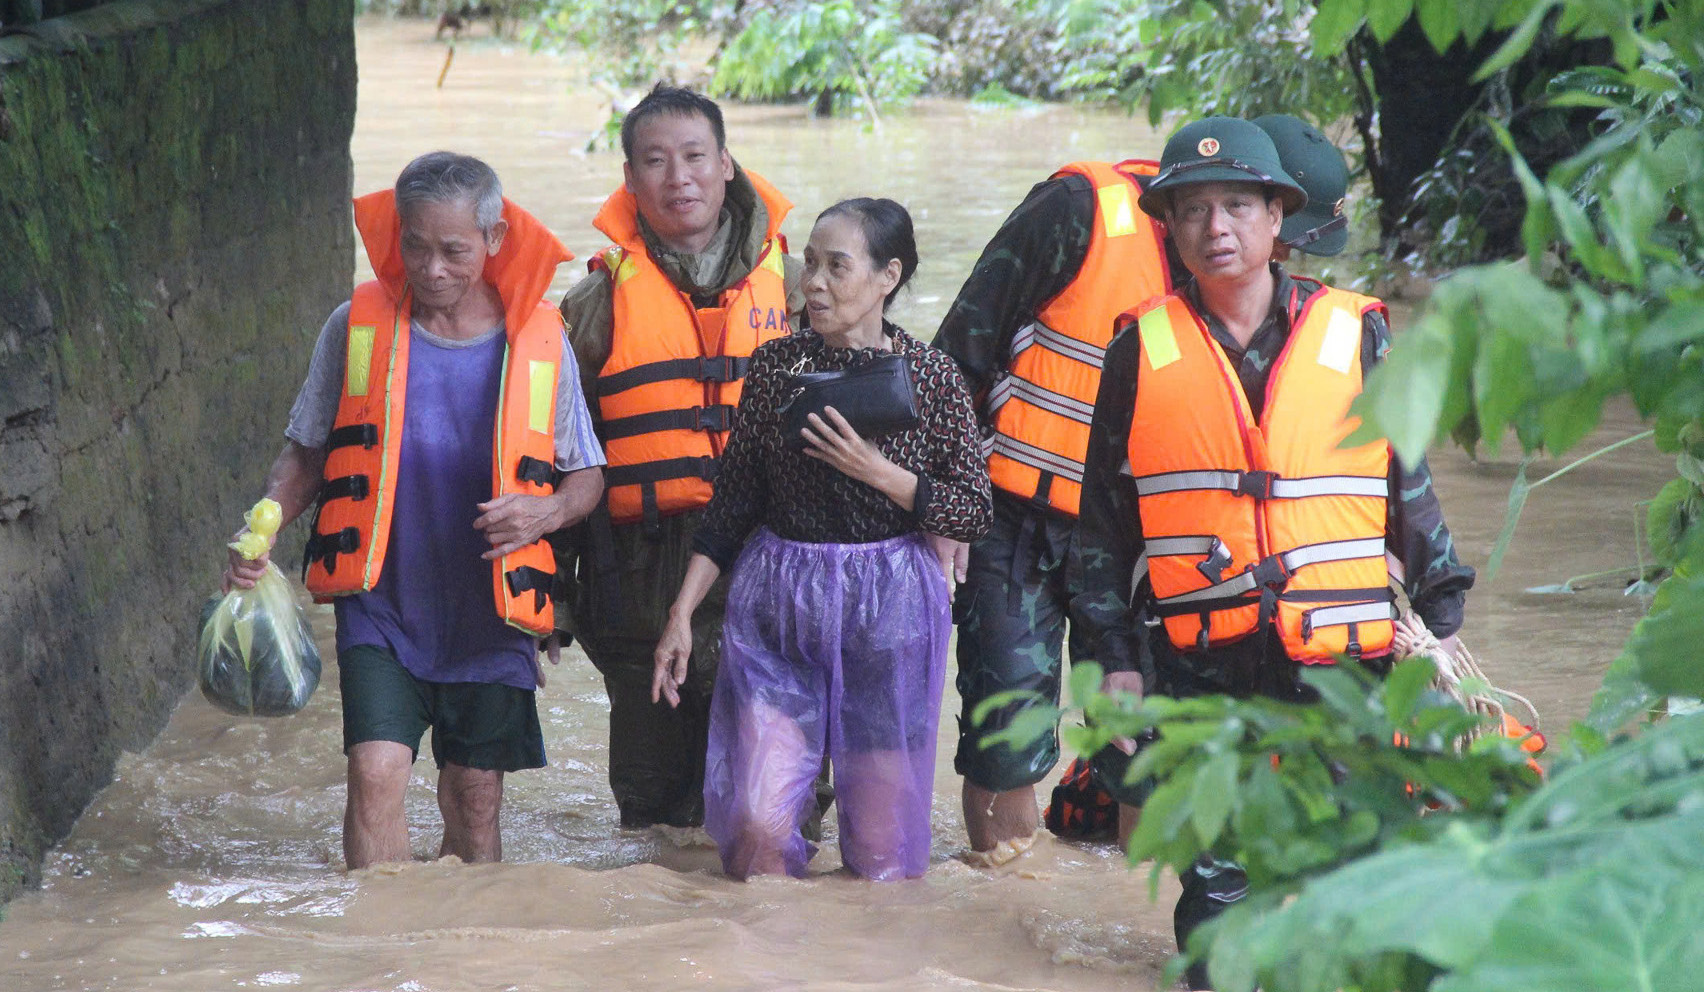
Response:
[1007,653,1704,989]
[709,0,938,124]
[1051,0,1363,126]
[527,0,718,89]
[1345,0,1704,579]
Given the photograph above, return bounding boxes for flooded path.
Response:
[0,18,1673,991]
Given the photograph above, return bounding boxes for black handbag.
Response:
[780,352,921,449]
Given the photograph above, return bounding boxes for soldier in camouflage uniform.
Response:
[935,160,1171,859]
[1070,116,1474,990]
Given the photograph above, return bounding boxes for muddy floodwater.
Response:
[0,18,1674,992]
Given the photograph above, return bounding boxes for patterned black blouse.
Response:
[692,323,994,571]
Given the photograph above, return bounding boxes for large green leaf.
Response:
[1348,317,1453,468]
[1413,0,1460,52]
[1473,0,1561,80]
[1191,750,1240,845]
[1432,869,1704,992]
[1309,0,1366,56]
[1618,572,1704,699]
[1365,0,1413,42]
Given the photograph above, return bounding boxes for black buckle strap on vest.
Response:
[606,456,721,533]
[516,455,562,490]
[599,404,735,441]
[604,456,721,488]
[1196,541,1234,584]
[1028,471,1056,513]
[326,423,379,451]
[596,356,751,397]
[1248,554,1292,592]
[1236,470,1279,499]
[1279,586,1396,604]
[304,527,360,576]
[504,564,555,613]
[319,474,371,502]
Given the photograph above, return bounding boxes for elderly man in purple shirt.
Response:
[224,152,604,868]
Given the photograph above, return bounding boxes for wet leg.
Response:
[438,763,505,863]
[345,741,414,869]
[709,699,823,879]
[961,781,1040,853]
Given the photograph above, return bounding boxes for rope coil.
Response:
[1391,612,1541,745]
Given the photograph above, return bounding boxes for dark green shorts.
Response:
[338,644,546,772]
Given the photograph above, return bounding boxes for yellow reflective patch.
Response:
[605,248,638,288]
[528,360,555,434]
[759,242,786,279]
[346,325,376,397]
[1138,309,1180,371]
[1098,184,1138,238]
[1317,308,1360,374]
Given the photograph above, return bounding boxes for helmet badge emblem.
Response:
[1197,137,1220,157]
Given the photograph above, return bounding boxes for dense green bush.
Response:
[710,0,939,123]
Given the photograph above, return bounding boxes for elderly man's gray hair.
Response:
[394,151,504,236]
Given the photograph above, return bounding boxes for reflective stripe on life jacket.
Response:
[592,171,793,526]
[986,160,1172,517]
[302,190,572,637]
[1124,285,1394,662]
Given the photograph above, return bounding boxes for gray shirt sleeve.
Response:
[284,301,351,449]
[554,335,606,472]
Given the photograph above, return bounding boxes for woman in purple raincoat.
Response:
[653,197,992,881]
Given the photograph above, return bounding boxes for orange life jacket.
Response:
[302,189,573,637]
[985,160,1172,517]
[1124,284,1395,662]
[591,172,793,526]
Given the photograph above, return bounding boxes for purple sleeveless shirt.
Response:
[334,326,538,690]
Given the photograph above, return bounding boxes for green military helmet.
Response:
[1137,116,1307,219]
[1253,114,1350,256]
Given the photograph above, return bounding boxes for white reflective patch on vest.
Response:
[528,360,556,435]
[1098,184,1138,238]
[1138,308,1180,371]
[347,325,376,398]
[1317,308,1360,374]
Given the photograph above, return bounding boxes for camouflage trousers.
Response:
[952,494,1089,793]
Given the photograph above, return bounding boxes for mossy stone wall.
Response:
[0,0,355,901]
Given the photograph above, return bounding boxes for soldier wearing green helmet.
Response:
[1253,113,1352,258]
[1069,116,1475,990]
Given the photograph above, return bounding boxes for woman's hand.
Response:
[925,533,970,589]
[652,611,694,708]
[799,406,891,484]
[800,407,919,512]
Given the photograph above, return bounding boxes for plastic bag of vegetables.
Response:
[197,498,321,716]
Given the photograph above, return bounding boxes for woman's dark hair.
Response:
[816,197,918,310]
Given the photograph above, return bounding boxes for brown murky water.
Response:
[0,19,1673,992]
